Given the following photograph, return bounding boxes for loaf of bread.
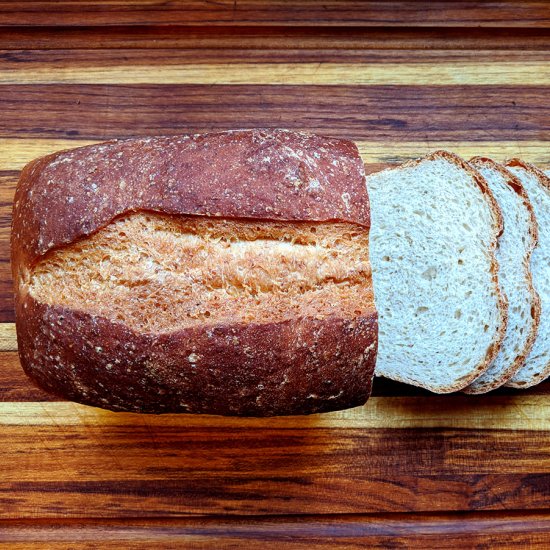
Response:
[12,130,378,416]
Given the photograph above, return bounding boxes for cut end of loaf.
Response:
[26,211,374,334]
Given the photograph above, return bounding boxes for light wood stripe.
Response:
[0,139,98,169]
[0,62,548,85]
[1,139,549,171]
[0,396,548,430]
[0,324,16,351]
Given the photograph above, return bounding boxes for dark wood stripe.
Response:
[0,174,14,323]
[0,84,547,141]
[1,47,549,65]
[1,513,550,548]
[0,353,54,401]
[0,26,549,50]
[0,468,549,517]
[0,2,547,28]
[373,378,550,397]
[0,256,12,322]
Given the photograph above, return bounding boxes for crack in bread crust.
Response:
[28,211,373,333]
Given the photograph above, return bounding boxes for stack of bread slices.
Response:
[367,152,549,393]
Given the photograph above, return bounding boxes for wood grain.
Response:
[1,45,549,69]
[0,1,548,28]
[3,474,550,519]
[0,27,549,51]
[2,60,549,86]
[0,324,16,351]
[4,47,550,64]
[3,395,550,430]
[1,1,549,542]
[0,84,547,141]
[2,513,550,548]
[0,415,550,517]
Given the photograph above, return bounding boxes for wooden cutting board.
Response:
[0,2,549,547]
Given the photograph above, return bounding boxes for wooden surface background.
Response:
[0,2,550,548]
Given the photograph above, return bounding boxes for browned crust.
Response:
[12,129,370,271]
[16,294,377,416]
[503,158,550,389]
[463,157,541,394]
[12,129,378,416]
[505,158,550,193]
[371,150,508,393]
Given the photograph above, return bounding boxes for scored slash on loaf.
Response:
[10,129,550,416]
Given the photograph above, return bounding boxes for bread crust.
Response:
[369,150,507,393]
[13,129,370,268]
[463,158,540,394]
[503,158,550,389]
[12,129,378,416]
[17,296,377,416]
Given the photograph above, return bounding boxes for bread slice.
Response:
[367,150,506,392]
[463,158,540,394]
[504,160,550,388]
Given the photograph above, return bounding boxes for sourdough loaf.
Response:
[12,130,378,416]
